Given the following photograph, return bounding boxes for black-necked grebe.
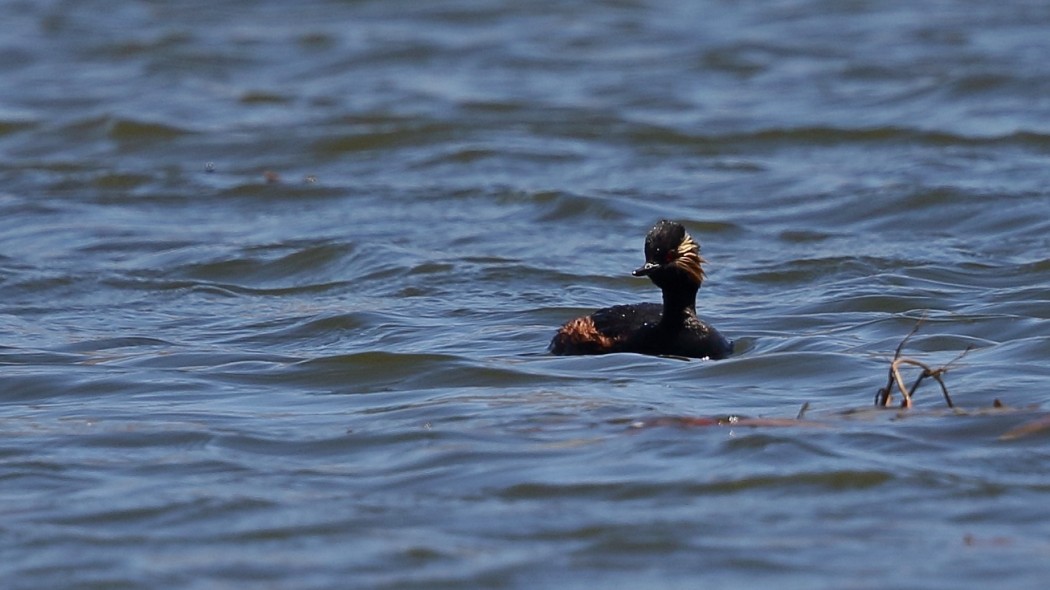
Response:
[549,220,733,359]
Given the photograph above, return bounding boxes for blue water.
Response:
[2,0,1050,588]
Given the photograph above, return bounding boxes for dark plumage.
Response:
[549,220,732,359]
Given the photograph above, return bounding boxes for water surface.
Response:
[2,0,1050,588]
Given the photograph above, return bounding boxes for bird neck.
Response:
[659,283,698,326]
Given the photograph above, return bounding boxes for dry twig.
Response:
[875,316,971,409]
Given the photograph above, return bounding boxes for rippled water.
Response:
[3,0,1050,587]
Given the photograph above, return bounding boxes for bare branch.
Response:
[876,313,964,409]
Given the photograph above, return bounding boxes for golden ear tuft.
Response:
[674,232,705,284]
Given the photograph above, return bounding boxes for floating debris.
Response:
[874,316,972,409]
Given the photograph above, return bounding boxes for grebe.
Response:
[549,220,732,359]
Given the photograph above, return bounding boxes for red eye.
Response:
[664,251,676,263]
